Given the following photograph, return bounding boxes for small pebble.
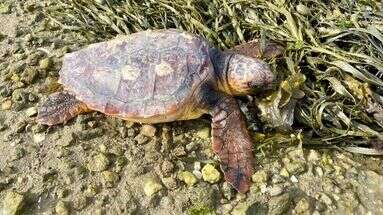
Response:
[59,133,75,147]
[290,175,298,183]
[1,100,12,110]
[332,194,341,201]
[192,170,202,179]
[101,171,119,187]
[25,107,37,117]
[134,134,149,144]
[195,127,210,139]
[315,166,324,177]
[140,124,156,137]
[222,182,234,200]
[268,193,292,215]
[84,184,98,198]
[56,189,69,199]
[178,171,197,187]
[161,177,177,190]
[87,120,97,128]
[285,162,306,175]
[118,126,128,138]
[231,203,249,215]
[172,146,186,157]
[320,193,333,205]
[201,164,221,184]
[10,74,20,82]
[260,183,268,193]
[251,170,269,183]
[87,153,110,172]
[161,160,174,177]
[271,174,285,184]
[160,196,174,207]
[1,191,24,215]
[21,69,38,84]
[185,142,199,152]
[98,144,107,153]
[55,201,69,215]
[72,195,88,210]
[26,52,41,66]
[39,57,52,70]
[307,150,321,162]
[269,185,284,196]
[143,176,163,196]
[33,133,46,143]
[194,162,201,171]
[280,168,290,177]
[32,124,48,134]
[294,197,311,214]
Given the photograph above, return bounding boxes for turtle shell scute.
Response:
[59,29,215,121]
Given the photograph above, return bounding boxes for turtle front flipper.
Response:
[209,95,255,193]
[37,91,91,126]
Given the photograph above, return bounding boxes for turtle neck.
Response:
[209,47,234,94]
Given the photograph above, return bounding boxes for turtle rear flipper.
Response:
[209,96,255,193]
[37,91,90,126]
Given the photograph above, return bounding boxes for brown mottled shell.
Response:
[59,29,214,122]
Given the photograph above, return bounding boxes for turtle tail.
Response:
[36,91,90,126]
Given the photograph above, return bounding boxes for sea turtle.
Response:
[37,29,275,193]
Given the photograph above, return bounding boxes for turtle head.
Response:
[226,54,274,95]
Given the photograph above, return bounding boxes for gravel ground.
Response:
[0,1,382,214]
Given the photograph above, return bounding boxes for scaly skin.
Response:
[196,83,256,193]
[36,91,90,126]
[36,29,276,193]
[210,96,254,193]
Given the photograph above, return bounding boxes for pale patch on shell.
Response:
[145,29,158,38]
[93,69,120,94]
[121,65,141,81]
[155,61,173,76]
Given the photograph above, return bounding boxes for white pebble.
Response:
[290,175,298,183]
[192,170,202,179]
[260,183,267,193]
[193,162,201,171]
[33,133,46,143]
